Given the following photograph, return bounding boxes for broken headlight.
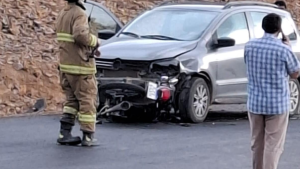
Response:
[150,59,180,77]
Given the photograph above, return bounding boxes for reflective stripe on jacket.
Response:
[56,33,98,46]
[55,3,99,75]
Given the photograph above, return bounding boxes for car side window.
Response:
[89,6,118,35]
[249,12,297,40]
[216,13,250,45]
[249,12,267,38]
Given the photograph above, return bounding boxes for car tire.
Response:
[179,77,211,123]
[289,79,300,115]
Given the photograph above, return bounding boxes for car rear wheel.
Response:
[289,79,300,115]
[179,77,211,123]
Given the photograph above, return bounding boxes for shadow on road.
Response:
[99,109,300,127]
[98,110,249,126]
[205,111,248,122]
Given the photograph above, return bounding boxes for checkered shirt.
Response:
[244,33,300,115]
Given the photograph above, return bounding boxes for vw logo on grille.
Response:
[113,60,122,70]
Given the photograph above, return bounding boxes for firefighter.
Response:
[55,0,100,146]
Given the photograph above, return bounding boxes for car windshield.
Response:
[121,9,219,41]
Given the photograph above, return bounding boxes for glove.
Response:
[94,50,101,57]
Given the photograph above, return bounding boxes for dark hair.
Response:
[274,1,287,8]
[262,13,282,34]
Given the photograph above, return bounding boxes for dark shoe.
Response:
[57,129,82,146]
[81,132,98,147]
[57,121,81,146]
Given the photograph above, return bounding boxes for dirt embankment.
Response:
[0,0,299,117]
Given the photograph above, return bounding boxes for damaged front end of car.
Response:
[95,57,195,121]
[94,38,203,121]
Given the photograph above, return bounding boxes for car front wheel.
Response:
[179,77,211,123]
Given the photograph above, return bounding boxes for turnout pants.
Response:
[248,112,289,169]
[60,72,98,133]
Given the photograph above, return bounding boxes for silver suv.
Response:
[95,1,300,123]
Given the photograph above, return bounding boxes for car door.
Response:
[213,12,251,99]
[84,1,123,41]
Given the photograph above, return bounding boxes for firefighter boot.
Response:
[81,132,98,147]
[57,114,81,146]
[57,127,82,146]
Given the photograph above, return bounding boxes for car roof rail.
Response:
[157,0,225,7]
[223,1,279,9]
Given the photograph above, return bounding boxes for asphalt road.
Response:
[0,111,299,169]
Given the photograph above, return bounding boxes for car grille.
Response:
[102,70,139,78]
[95,59,151,71]
[95,60,114,69]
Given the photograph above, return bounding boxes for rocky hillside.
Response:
[0,0,299,116]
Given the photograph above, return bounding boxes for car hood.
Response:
[98,38,197,61]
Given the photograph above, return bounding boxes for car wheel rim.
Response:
[289,81,299,112]
[193,85,208,117]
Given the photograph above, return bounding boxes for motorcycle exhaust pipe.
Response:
[119,101,131,110]
[100,101,132,115]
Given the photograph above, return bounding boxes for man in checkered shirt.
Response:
[244,13,300,169]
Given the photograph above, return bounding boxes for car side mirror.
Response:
[98,30,116,40]
[214,38,235,48]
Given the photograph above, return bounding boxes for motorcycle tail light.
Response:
[160,87,171,102]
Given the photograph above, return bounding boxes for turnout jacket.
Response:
[56,2,99,75]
